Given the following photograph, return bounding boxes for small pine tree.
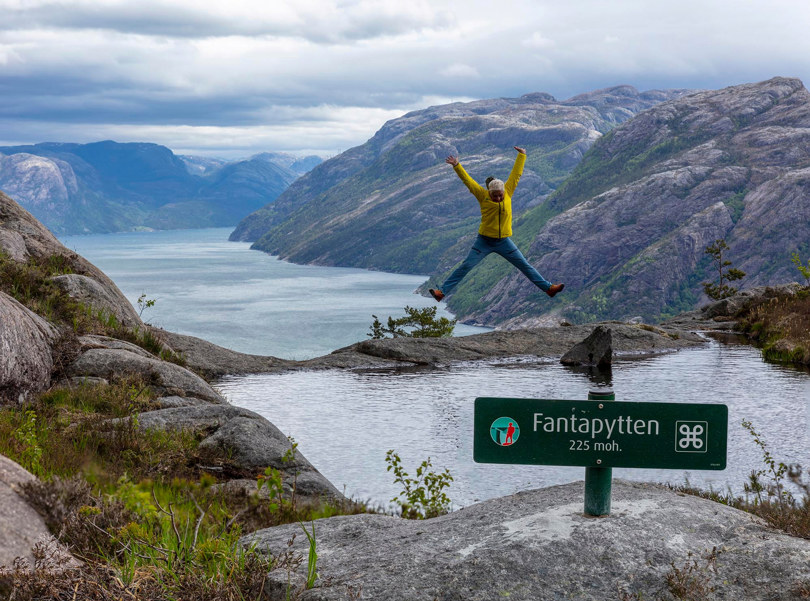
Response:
[702,239,745,300]
[790,251,810,287]
[368,306,455,339]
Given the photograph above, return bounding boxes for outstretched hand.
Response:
[514,146,526,155]
[445,155,459,166]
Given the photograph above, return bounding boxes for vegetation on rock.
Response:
[368,305,456,339]
[791,251,810,287]
[0,250,185,367]
[701,238,746,300]
[679,420,810,542]
[0,378,364,600]
[385,450,453,519]
[736,287,810,365]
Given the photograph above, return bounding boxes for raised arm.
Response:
[505,146,526,196]
[446,155,486,201]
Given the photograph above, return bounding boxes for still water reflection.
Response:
[218,338,810,509]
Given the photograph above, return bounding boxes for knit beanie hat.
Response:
[487,178,505,192]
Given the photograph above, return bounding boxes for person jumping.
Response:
[429,146,564,302]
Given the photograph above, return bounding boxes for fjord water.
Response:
[60,228,810,509]
[59,228,487,359]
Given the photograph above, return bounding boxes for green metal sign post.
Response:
[584,389,615,516]
[474,393,728,517]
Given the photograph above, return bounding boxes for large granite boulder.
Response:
[0,455,75,569]
[131,405,342,500]
[243,480,810,600]
[67,347,225,403]
[0,292,58,404]
[50,274,140,328]
[0,191,141,328]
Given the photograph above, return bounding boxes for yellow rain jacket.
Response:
[453,152,525,238]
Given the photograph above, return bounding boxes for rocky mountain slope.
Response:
[461,76,810,326]
[0,142,322,234]
[230,85,689,275]
[232,77,810,327]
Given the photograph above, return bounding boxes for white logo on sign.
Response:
[675,421,708,453]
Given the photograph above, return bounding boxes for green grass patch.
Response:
[0,379,367,600]
[0,378,201,481]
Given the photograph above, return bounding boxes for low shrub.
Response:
[369,305,456,339]
[675,420,810,540]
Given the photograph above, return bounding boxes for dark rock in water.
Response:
[0,292,58,404]
[129,405,344,502]
[242,480,810,601]
[560,325,612,367]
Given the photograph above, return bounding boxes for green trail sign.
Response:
[474,397,727,470]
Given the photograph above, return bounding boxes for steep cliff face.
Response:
[230,86,690,275]
[0,143,322,234]
[462,77,810,325]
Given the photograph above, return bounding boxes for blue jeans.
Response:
[440,234,552,295]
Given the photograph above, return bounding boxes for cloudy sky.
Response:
[1,0,808,158]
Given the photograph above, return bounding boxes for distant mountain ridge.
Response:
[231,85,691,278]
[0,141,322,234]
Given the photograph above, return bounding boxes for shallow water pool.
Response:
[217,337,810,509]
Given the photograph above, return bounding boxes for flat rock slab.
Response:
[147,323,704,380]
[149,327,293,378]
[243,480,810,600]
[317,323,704,369]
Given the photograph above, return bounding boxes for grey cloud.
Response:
[1,1,454,43]
[1,0,809,158]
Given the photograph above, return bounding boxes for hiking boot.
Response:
[546,283,565,298]
[429,288,445,302]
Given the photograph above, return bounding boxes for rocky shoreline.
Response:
[152,319,707,379]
